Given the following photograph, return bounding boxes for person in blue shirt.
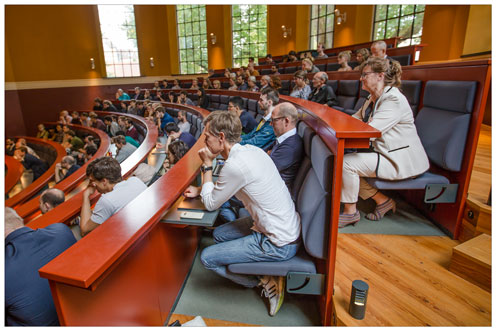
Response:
[164,122,197,149]
[156,107,175,133]
[240,88,278,151]
[115,88,130,100]
[5,207,76,326]
[228,96,257,134]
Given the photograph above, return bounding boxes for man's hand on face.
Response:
[84,184,96,197]
[198,147,217,166]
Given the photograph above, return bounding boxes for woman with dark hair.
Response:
[354,48,371,71]
[270,76,283,95]
[196,88,209,109]
[167,91,176,103]
[159,139,190,176]
[339,58,429,227]
[202,78,213,89]
[290,70,311,100]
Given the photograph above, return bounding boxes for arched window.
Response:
[232,5,267,67]
[98,5,140,78]
[309,5,335,50]
[177,5,208,74]
[373,5,425,47]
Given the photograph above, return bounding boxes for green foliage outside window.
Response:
[373,5,425,46]
[309,5,335,50]
[232,5,267,67]
[177,4,208,74]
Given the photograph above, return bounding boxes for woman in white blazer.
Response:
[339,57,429,228]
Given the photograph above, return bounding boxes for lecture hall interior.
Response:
[4,3,493,327]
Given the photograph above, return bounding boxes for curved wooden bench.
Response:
[15,123,111,221]
[26,113,158,229]
[5,155,24,195]
[6,137,67,208]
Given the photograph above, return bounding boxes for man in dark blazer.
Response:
[13,147,49,181]
[308,71,338,107]
[269,102,303,190]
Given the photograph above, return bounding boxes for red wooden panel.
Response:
[5,155,24,194]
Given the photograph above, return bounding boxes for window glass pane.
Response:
[416,5,425,12]
[386,18,399,38]
[98,5,140,77]
[326,15,333,32]
[311,19,318,36]
[318,17,326,35]
[309,5,334,49]
[402,4,414,16]
[310,36,317,50]
[232,5,267,67]
[374,5,424,46]
[311,5,318,18]
[376,5,388,21]
[327,5,334,15]
[387,5,401,19]
[177,5,208,74]
[399,15,414,39]
[413,12,424,36]
[373,21,386,40]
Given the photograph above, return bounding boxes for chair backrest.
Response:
[316,63,326,72]
[219,95,230,110]
[295,134,333,260]
[247,99,258,113]
[353,86,370,112]
[326,63,341,71]
[284,66,297,74]
[400,80,422,117]
[221,81,230,89]
[182,82,192,88]
[391,54,411,66]
[326,80,338,94]
[415,80,477,172]
[336,80,360,110]
[291,121,315,202]
[260,69,271,75]
[280,80,291,95]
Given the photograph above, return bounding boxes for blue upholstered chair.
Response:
[400,80,422,117]
[365,80,477,203]
[333,80,360,114]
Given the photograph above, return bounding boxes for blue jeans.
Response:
[200,217,300,288]
[219,197,249,222]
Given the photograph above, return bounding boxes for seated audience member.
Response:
[70,111,83,125]
[135,101,146,117]
[281,55,289,63]
[131,162,156,185]
[308,72,338,107]
[248,56,257,66]
[65,130,84,152]
[354,48,371,71]
[299,52,306,61]
[247,63,260,76]
[80,157,147,236]
[143,89,152,101]
[102,100,119,112]
[156,90,167,103]
[370,40,393,61]
[265,53,274,64]
[196,88,210,109]
[247,76,259,92]
[270,64,280,75]
[75,143,97,166]
[163,122,197,149]
[112,135,137,163]
[177,110,192,133]
[178,91,195,106]
[207,69,215,78]
[270,76,283,95]
[134,87,144,100]
[49,124,64,143]
[120,101,129,113]
[80,112,91,127]
[6,138,16,156]
[167,91,176,103]
[337,51,353,72]
[315,42,328,59]
[224,68,232,79]
[202,78,213,89]
[290,70,312,100]
[160,139,190,176]
[171,79,181,89]
[212,80,221,89]
[90,113,107,131]
[36,123,49,139]
[288,50,298,62]
[190,78,200,90]
[183,111,300,317]
[115,130,139,148]
[117,116,127,132]
[302,58,320,74]
[156,107,175,134]
[58,110,72,125]
[124,118,140,141]
[305,51,314,61]
[236,75,248,91]
[260,75,271,93]
[39,188,65,214]
[228,96,257,134]
[16,138,40,158]
[339,57,428,228]
[103,116,120,137]
[5,207,76,326]
[152,80,161,90]
[13,147,48,181]
[82,135,97,151]
[269,103,303,189]
[116,88,131,100]
[55,155,80,183]
[93,97,103,111]
[228,78,238,91]
[240,88,277,150]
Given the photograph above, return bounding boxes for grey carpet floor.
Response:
[172,235,321,326]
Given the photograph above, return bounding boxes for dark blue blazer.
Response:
[5,224,76,326]
[270,133,304,189]
[240,111,257,134]
[179,131,197,149]
[22,153,48,181]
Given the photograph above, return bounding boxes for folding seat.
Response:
[333,80,360,113]
[219,95,230,110]
[390,54,412,66]
[208,94,221,111]
[400,80,422,117]
[325,80,338,94]
[280,80,291,95]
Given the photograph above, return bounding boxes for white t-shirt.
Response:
[178,121,191,133]
[91,177,147,224]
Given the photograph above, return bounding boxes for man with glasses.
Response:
[80,157,146,237]
[308,71,338,107]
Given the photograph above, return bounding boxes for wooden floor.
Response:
[333,234,491,326]
[468,124,491,204]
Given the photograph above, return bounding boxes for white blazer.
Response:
[353,86,429,180]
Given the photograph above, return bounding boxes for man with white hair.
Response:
[5,207,76,325]
[115,88,130,100]
[55,155,80,183]
[370,40,393,61]
[308,71,338,107]
[260,75,271,93]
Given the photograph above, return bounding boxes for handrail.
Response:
[5,137,67,208]
[5,155,24,195]
[26,113,158,229]
[14,123,110,220]
[38,104,209,288]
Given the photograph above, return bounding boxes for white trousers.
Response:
[341,152,395,203]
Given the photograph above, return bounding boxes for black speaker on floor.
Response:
[349,279,369,320]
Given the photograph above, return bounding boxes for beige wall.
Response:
[462,5,491,56]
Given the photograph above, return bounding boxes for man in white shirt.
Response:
[177,110,191,133]
[371,40,390,59]
[184,111,301,317]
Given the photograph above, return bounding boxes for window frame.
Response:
[309,5,335,50]
[372,5,425,46]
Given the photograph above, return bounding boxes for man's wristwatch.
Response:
[201,165,213,173]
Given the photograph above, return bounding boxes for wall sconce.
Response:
[281,25,292,39]
[335,9,347,25]
[210,33,217,45]
[150,57,155,68]
[90,58,95,70]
